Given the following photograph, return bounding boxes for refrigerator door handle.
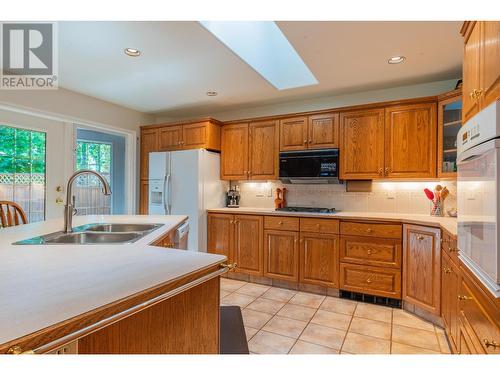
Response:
[168,173,172,214]
[163,174,171,214]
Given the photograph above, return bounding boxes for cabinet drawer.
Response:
[264,216,299,231]
[340,263,401,299]
[459,266,500,354]
[300,218,339,234]
[442,231,459,264]
[340,221,402,239]
[340,236,401,268]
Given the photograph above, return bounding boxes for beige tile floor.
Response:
[220,278,451,355]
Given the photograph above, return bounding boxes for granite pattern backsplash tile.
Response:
[234,181,457,216]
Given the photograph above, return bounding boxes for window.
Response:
[75,140,112,215]
[0,125,46,222]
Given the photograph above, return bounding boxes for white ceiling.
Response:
[58,21,463,116]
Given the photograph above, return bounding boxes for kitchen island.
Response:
[0,215,227,354]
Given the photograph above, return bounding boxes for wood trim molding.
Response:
[140,117,222,130]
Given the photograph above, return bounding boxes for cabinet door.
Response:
[385,103,437,178]
[139,180,149,215]
[339,109,385,179]
[480,21,500,111]
[442,253,460,349]
[182,122,207,149]
[159,125,183,151]
[308,113,339,149]
[463,22,481,123]
[140,129,159,180]
[280,117,308,151]
[221,123,249,180]
[402,225,441,315]
[234,215,263,276]
[207,213,233,262]
[249,120,279,180]
[264,230,299,282]
[300,233,339,288]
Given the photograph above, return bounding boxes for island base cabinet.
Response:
[299,233,339,288]
[78,277,220,354]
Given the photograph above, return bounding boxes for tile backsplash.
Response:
[233,180,457,216]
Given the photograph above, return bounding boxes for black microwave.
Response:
[279,149,339,184]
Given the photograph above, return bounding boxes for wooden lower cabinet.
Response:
[340,235,401,269]
[233,215,264,276]
[139,180,149,214]
[403,224,441,315]
[300,232,339,288]
[264,230,299,282]
[441,252,460,351]
[340,263,401,299]
[207,213,234,262]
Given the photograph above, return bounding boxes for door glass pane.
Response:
[441,99,462,173]
[75,140,112,215]
[0,124,46,223]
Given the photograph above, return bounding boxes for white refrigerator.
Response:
[457,100,500,297]
[148,149,227,252]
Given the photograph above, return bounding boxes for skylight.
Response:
[199,21,318,90]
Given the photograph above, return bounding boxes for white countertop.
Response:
[0,215,226,345]
[208,207,458,235]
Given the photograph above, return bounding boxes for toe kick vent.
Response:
[340,290,402,308]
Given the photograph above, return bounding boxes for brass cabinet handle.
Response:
[483,339,499,348]
[7,346,34,355]
[449,247,459,252]
[220,263,237,270]
[417,235,425,240]
[443,267,451,274]
[366,278,372,284]
[458,295,473,301]
[366,228,373,233]
[469,91,476,99]
[378,168,383,176]
[278,221,283,225]
[303,139,308,144]
[308,139,312,144]
[367,249,376,255]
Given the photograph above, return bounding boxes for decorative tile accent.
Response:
[248,331,296,354]
[262,316,308,339]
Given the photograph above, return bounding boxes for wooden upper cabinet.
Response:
[221,123,249,180]
[402,224,441,315]
[182,122,208,149]
[159,125,183,151]
[280,116,308,151]
[207,213,233,263]
[480,21,500,111]
[384,102,437,179]
[462,22,482,122]
[299,233,339,288]
[308,113,339,149]
[234,215,263,276]
[140,128,159,180]
[339,109,385,179]
[249,120,279,180]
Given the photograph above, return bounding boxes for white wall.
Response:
[155,78,459,123]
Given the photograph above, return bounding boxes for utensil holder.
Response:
[431,200,444,217]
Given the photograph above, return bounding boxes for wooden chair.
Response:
[0,201,28,228]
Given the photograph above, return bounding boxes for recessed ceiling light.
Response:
[206,91,218,96]
[388,56,405,64]
[124,48,141,57]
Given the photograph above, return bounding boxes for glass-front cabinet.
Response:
[438,89,462,178]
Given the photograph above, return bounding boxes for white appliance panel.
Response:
[149,152,170,180]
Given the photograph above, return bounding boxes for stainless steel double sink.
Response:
[13,223,164,245]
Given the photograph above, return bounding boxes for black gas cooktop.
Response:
[275,206,336,214]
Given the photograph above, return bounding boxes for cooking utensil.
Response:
[424,188,434,201]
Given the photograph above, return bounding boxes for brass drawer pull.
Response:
[366,278,372,284]
[367,249,377,255]
[366,228,373,233]
[448,247,459,252]
[443,267,451,274]
[220,263,238,270]
[417,235,425,240]
[458,295,473,301]
[483,339,499,348]
[7,346,34,355]
[278,221,283,225]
